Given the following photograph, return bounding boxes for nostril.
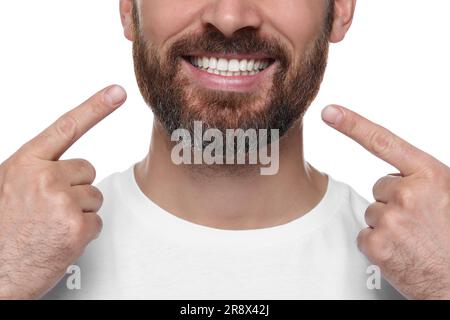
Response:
[201,1,263,39]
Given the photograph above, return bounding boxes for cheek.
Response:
[139,0,205,46]
[259,0,326,55]
[137,0,326,64]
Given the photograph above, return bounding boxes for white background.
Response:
[0,0,449,201]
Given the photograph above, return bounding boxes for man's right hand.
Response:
[0,85,127,299]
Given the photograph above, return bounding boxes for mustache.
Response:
[167,25,290,69]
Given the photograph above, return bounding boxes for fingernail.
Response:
[322,105,343,125]
[104,85,126,107]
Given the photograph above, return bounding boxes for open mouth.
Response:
[184,55,275,77]
[181,54,277,92]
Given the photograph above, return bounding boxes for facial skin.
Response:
[121,0,353,140]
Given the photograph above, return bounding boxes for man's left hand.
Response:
[322,104,450,300]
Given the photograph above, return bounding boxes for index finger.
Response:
[21,85,126,161]
[321,105,436,176]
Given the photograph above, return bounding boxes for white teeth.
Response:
[202,57,209,68]
[239,59,247,71]
[228,59,240,72]
[209,57,217,69]
[246,59,255,72]
[217,58,229,71]
[189,56,271,76]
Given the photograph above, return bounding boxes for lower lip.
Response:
[181,59,277,93]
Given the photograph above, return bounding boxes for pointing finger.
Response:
[322,105,436,176]
[21,85,127,161]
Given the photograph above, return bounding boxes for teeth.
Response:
[189,55,271,75]
[246,59,255,72]
[209,57,218,69]
[217,58,228,71]
[228,59,240,72]
[240,59,248,71]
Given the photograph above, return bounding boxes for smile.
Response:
[182,54,277,92]
[187,55,272,76]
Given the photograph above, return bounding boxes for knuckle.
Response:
[369,131,392,159]
[393,187,414,208]
[364,203,377,221]
[90,94,107,115]
[356,228,370,252]
[419,163,440,181]
[430,164,448,182]
[0,166,18,195]
[346,116,359,137]
[53,191,74,208]
[55,115,78,142]
[66,214,86,243]
[364,232,391,264]
[0,179,15,197]
[91,187,104,205]
[364,232,381,251]
[35,167,59,189]
[91,214,103,236]
[81,213,103,241]
[378,209,401,230]
[83,185,103,210]
[77,159,96,180]
[372,177,386,196]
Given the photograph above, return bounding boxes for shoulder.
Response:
[94,165,135,215]
[327,175,371,230]
[95,166,132,196]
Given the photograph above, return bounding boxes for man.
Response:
[0,0,449,299]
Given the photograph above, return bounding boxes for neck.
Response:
[135,119,328,230]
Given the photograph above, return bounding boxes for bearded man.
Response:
[1,0,449,300]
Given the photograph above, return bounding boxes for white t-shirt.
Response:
[45,164,403,299]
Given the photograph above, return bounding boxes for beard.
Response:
[131,5,334,145]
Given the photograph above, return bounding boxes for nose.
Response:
[201,0,263,38]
